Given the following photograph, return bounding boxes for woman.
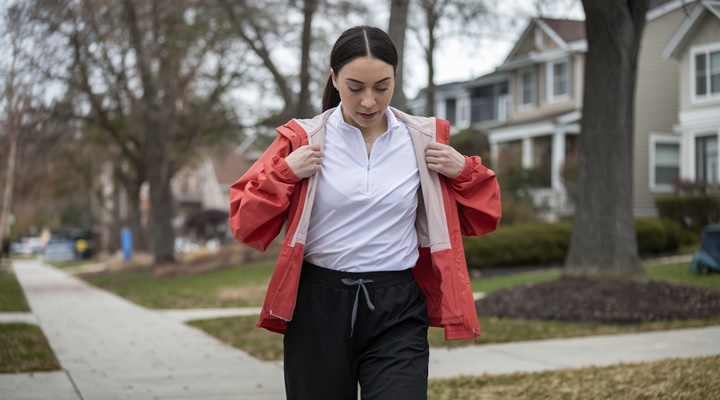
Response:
[229,26,501,400]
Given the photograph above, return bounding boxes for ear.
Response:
[331,69,338,89]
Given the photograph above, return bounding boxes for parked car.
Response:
[10,237,46,255]
[42,239,75,262]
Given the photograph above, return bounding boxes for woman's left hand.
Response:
[425,142,466,178]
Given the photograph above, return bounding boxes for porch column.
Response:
[522,137,533,169]
[552,130,566,190]
[681,130,694,181]
[490,141,500,170]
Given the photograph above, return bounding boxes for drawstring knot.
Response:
[341,278,375,337]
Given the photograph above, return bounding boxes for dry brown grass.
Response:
[428,355,720,399]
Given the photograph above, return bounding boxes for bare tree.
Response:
[388,0,411,111]
[24,0,243,263]
[0,5,36,253]
[533,0,581,18]
[565,0,651,277]
[410,0,487,116]
[220,0,367,125]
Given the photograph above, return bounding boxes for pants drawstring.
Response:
[341,278,375,337]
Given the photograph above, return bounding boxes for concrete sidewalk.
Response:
[3,259,284,400]
[2,259,720,400]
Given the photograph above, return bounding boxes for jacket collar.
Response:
[287,106,436,138]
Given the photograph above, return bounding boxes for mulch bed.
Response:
[475,277,720,324]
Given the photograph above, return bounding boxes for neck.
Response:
[341,107,388,140]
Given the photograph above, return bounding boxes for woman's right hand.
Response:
[285,144,323,179]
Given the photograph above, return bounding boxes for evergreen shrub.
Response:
[656,195,720,233]
[463,218,685,270]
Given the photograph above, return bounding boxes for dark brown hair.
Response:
[321,26,398,112]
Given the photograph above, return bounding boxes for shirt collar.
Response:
[329,103,399,132]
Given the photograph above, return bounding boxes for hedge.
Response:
[463,218,686,270]
[656,195,720,233]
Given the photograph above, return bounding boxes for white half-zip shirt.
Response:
[303,105,421,272]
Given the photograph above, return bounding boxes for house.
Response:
[412,0,719,220]
[172,148,250,216]
[634,0,719,215]
[407,70,510,133]
[650,1,720,202]
[171,143,254,222]
[485,17,587,219]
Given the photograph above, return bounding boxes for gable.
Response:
[503,18,585,66]
[663,4,720,60]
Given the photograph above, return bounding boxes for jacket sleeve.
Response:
[229,134,300,251]
[448,155,502,237]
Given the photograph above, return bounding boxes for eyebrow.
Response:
[345,77,392,85]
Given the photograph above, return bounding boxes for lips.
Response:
[358,112,376,120]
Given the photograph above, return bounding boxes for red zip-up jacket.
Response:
[229,107,501,340]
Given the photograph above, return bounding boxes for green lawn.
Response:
[645,261,720,289]
[189,315,284,361]
[471,269,561,293]
[0,323,61,373]
[48,259,96,269]
[84,260,275,308]
[427,355,720,400]
[187,259,720,360]
[0,263,60,373]
[191,313,720,361]
[78,264,572,310]
[0,265,30,312]
[82,257,717,311]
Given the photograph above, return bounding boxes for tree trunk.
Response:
[125,180,146,252]
[144,102,176,263]
[0,131,19,250]
[125,0,178,264]
[565,0,650,277]
[297,0,317,118]
[424,9,436,117]
[388,0,409,111]
[148,168,175,263]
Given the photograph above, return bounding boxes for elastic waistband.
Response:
[301,261,415,289]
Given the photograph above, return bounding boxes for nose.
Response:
[361,92,376,109]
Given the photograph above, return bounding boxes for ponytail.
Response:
[321,76,340,112]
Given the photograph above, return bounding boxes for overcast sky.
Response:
[403,0,586,98]
[0,0,586,120]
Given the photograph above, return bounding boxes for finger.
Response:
[426,163,442,173]
[425,142,446,151]
[425,146,444,156]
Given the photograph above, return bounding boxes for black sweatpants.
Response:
[284,262,430,400]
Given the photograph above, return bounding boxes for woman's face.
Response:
[332,56,395,135]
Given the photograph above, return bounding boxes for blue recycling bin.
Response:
[121,228,133,262]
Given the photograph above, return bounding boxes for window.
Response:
[445,98,457,126]
[547,60,570,100]
[517,68,537,108]
[693,47,720,99]
[696,135,718,185]
[654,143,680,186]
